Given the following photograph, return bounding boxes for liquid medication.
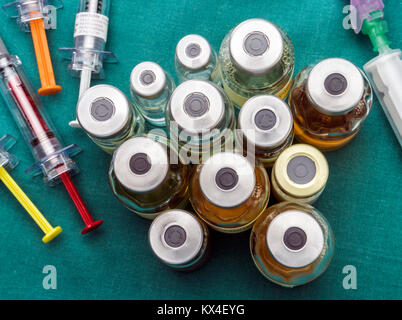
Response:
[166,80,235,164]
[190,152,270,233]
[76,84,145,154]
[130,61,175,127]
[250,201,334,287]
[149,209,210,272]
[271,144,329,204]
[289,58,373,151]
[175,34,219,83]
[108,135,190,219]
[218,18,294,109]
[236,95,294,167]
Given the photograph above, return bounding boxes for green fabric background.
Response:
[0,0,401,300]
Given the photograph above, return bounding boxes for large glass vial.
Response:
[166,80,235,164]
[130,61,175,127]
[76,84,145,154]
[108,135,190,219]
[271,144,329,204]
[149,209,210,272]
[175,34,219,83]
[250,202,335,287]
[218,18,294,109]
[289,58,373,151]
[237,95,294,167]
[190,152,270,233]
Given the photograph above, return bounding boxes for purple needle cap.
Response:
[351,0,384,33]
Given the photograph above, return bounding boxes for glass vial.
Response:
[250,201,335,287]
[289,58,373,151]
[149,209,210,272]
[237,95,294,167]
[272,144,329,204]
[190,152,270,233]
[108,135,190,219]
[218,18,295,109]
[130,61,175,127]
[175,34,219,83]
[76,84,145,154]
[166,80,235,164]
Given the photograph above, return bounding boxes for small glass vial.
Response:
[149,209,210,272]
[130,61,175,127]
[218,18,295,109]
[237,95,294,167]
[190,152,270,233]
[289,58,373,151]
[272,144,329,204]
[108,135,190,219]
[250,202,335,287]
[166,80,235,164]
[175,34,219,83]
[76,84,145,154]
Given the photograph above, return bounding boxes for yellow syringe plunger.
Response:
[0,135,62,243]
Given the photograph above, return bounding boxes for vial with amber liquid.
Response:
[108,135,190,219]
[250,201,334,287]
[190,152,270,233]
[149,209,210,272]
[289,58,373,151]
[130,61,175,127]
[272,144,329,204]
[218,18,295,109]
[175,34,219,83]
[166,80,235,163]
[76,84,145,154]
[237,95,294,167]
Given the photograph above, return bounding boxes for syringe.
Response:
[2,0,62,95]
[59,0,117,127]
[351,0,402,147]
[0,36,103,234]
[0,134,62,243]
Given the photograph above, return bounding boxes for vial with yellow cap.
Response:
[148,209,210,272]
[108,135,190,219]
[166,80,235,164]
[289,58,373,151]
[218,18,294,109]
[190,151,270,233]
[271,144,329,204]
[236,95,294,167]
[130,61,175,127]
[76,84,145,154]
[250,201,335,287]
[175,34,219,83]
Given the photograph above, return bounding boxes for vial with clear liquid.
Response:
[289,58,373,151]
[76,84,145,154]
[250,201,334,287]
[218,18,295,109]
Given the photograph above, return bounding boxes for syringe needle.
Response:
[0,166,62,243]
[79,68,92,98]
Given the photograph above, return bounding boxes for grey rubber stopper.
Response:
[90,98,115,121]
[186,43,201,58]
[184,93,210,117]
[129,153,152,175]
[215,167,239,190]
[244,32,269,56]
[324,73,348,95]
[283,227,307,251]
[140,70,156,85]
[164,225,187,248]
[286,156,316,184]
[254,109,277,130]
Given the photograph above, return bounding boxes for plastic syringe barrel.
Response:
[364,49,402,147]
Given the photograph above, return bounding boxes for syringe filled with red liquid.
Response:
[0,36,102,234]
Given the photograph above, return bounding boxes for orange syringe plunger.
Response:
[3,0,61,95]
